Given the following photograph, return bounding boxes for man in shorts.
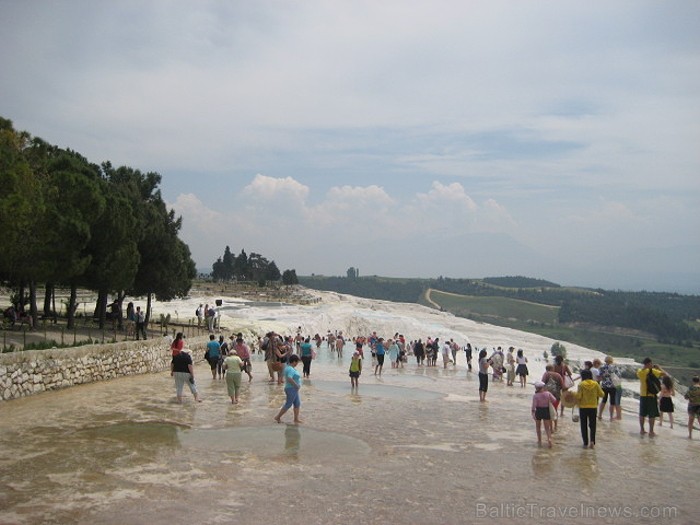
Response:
[637,357,666,437]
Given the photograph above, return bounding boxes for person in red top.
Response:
[170,332,184,356]
[233,333,253,382]
[541,364,564,431]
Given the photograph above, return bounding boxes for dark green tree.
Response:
[233,249,249,280]
[222,246,235,280]
[282,269,299,285]
[38,150,105,323]
[212,257,225,281]
[80,179,140,328]
[265,260,281,281]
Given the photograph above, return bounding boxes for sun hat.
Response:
[534,381,545,388]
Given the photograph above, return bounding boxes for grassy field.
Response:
[427,289,559,324]
[427,288,700,383]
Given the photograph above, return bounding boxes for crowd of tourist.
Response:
[167,327,700,442]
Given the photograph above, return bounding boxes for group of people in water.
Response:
[167,328,700,441]
[530,354,700,449]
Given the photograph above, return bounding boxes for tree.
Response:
[347,267,359,279]
[222,246,235,280]
[211,257,225,281]
[248,252,269,283]
[0,119,45,320]
[550,342,567,359]
[265,260,281,282]
[233,249,248,280]
[116,166,196,323]
[38,150,105,322]
[282,269,299,285]
[80,179,140,328]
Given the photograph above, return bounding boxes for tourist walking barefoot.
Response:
[576,370,604,448]
[233,334,253,382]
[532,381,557,448]
[658,375,675,428]
[300,336,314,378]
[478,349,490,402]
[553,355,574,417]
[684,376,700,439]
[224,350,244,404]
[349,351,362,390]
[441,340,452,369]
[388,339,399,369]
[506,347,516,386]
[515,349,529,387]
[171,349,201,403]
[541,365,564,432]
[205,334,221,380]
[450,339,459,366]
[598,356,621,421]
[274,355,303,424]
[374,338,386,375]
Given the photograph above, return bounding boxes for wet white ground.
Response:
[1,289,697,524]
[0,344,697,525]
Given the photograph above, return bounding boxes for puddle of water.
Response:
[178,425,370,462]
[310,380,443,401]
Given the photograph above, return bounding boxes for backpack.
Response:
[646,369,661,396]
[545,376,561,398]
[261,338,269,351]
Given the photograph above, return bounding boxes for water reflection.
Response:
[531,449,555,477]
[284,424,301,458]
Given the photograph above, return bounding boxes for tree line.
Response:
[210,246,298,285]
[0,117,197,329]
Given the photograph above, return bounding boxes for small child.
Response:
[658,375,675,428]
[349,351,362,390]
[685,376,700,439]
[531,381,557,448]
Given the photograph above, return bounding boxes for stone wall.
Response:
[0,336,208,401]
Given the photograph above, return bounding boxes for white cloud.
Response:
[242,174,310,202]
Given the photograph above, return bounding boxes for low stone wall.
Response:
[0,336,208,401]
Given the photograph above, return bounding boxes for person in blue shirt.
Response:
[300,337,314,378]
[274,355,302,424]
[205,334,221,379]
[374,337,386,376]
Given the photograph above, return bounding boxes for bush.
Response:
[550,341,567,359]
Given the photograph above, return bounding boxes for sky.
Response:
[1,1,699,293]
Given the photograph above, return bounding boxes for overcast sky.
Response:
[2,1,699,293]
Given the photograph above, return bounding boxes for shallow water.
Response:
[0,346,697,524]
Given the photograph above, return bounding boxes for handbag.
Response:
[571,407,579,423]
[271,361,285,372]
[563,375,574,389]
[612,373,622,387]
[549,402,558,421]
